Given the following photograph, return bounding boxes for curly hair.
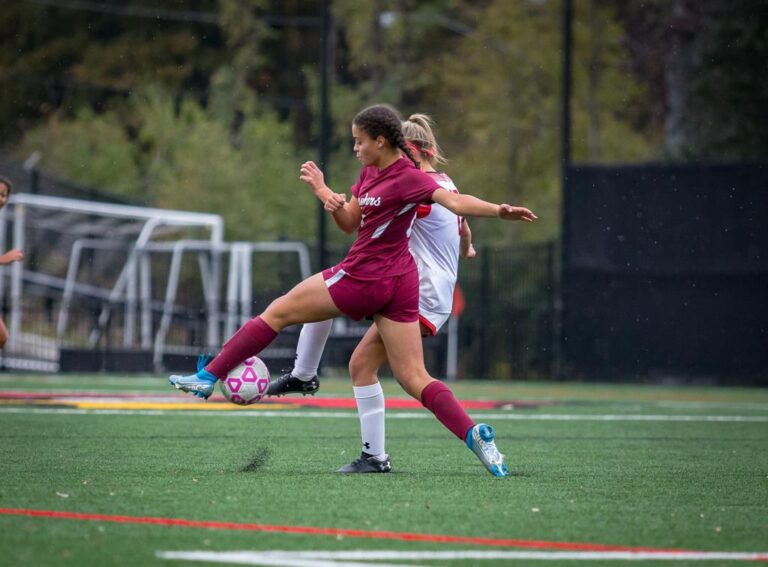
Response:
[353,105,418,166]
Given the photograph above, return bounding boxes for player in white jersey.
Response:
[269,115,476,472]
[410,169,472,336]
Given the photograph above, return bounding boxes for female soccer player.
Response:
[0,177,24,347]
[269,114,504,474]
[170,105,537,476]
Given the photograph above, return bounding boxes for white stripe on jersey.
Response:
[371,203,417,239]
[325,268,347,288]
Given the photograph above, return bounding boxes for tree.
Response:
[137,84,313,242]
[18,108,141,198]
[0,0,225,141]
[434,0,654,243]
[616,0,768,160]
[19,81,312,242]
[684,0,768,159]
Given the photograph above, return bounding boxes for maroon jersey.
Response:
[339,159,440,278]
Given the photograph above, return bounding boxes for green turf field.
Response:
[1,373,766,566]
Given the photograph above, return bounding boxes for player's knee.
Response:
[348,350,367,383]
[395,376,423,400]
[349,349,381,386]
[0,331,7,348]
[391,367,431,399]
[261,300,293,330]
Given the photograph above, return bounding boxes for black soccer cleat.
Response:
[336,452,392,474]
[266,372,320,397]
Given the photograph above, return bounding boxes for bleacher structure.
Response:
[0,193,312,372]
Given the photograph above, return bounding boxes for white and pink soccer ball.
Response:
[219,357,270,405]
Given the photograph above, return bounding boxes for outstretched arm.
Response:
[300,161,362,234]
[431,188,537,222]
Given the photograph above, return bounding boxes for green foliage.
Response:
[12,0,765,246]
[684,1,768,160]
[137,83,313,242]
[328,0,657,244]
[218,0,273,74]
[19,81,312,242]
[70,30,218,93]
[0,0,224,140]
[18,109,141,198]
[435,0,655,243]
[301,65,365,248]
[333,0,450,104]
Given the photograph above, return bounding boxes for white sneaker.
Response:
[466,424,509,477]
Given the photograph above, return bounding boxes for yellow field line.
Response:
[0,399,292,411]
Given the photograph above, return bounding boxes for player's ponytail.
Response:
[392,128,418,167]
[353,105,418,166]
[402,113,447,167]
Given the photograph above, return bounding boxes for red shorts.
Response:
[322,265,419,323]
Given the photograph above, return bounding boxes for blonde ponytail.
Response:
[401,113,447,167]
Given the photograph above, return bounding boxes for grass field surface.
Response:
[1,373,766,566]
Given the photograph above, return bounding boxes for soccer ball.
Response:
[219,357,270,405]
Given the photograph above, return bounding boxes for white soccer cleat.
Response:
[169,356,217,399]
[466,424,509,477]
[168,372,216,399]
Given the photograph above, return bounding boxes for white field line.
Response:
[159,550,405,567]
[652,401,768,410]
[1,406,767,423]
[156,549,768,564]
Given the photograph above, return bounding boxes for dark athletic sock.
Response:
[205,317,278,380]
[420,380,475,441]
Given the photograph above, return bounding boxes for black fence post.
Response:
[316,0,332,272]
[29,168,40,194]
[479,249,491,378]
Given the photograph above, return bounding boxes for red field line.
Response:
[0,391,161,399]
[0,391,548,409]
[0,507,681,553]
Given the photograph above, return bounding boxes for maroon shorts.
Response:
[322,265,419,323]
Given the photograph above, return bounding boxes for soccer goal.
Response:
[0,193,310,372]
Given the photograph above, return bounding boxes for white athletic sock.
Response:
[353,382,386,459]
[292,319,333,380]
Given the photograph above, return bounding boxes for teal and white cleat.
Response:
[168,355,218,399]
[466,424,509,477]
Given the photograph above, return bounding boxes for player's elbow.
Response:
[332,218,355,234]
[341,216,362,234]
[444,194,463,215]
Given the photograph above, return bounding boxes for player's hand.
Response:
[299,161,326,192]
[324,193,347,212]
[0,249,24,264]
[462,243,477,259]
[498,205,537,222]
